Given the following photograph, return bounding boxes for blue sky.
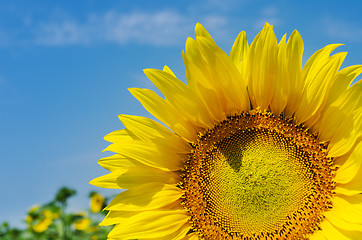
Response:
[1,0,361,227]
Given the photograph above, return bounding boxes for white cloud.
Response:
[322,17,362,43]
[34,10,229,47]
[253,6,281,30]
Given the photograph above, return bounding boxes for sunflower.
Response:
[90,192,105,213]
[74,217,91,231]
[90,23,362,239]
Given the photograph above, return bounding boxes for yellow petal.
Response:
[325,209,362,232]
[104,140,184,171]
[318,80,362,142]
[89,170,126,189]
[335,186,362,196]
[325,65,362,107]
[270,34,289,116]
[183,34,250,124]
[119,114,172,140]
[309,230,327,240]
[118,114,190,153]
[328,109,362,157]
[116,166,180,189]
[326,196,362,227]
[107,210,189,239]
[337,159,362,196]
[98,154,136,172]
[296,49,346,124]
[284,30,304,117]
[162,65,177,78]
[183,233,200,240]
[100,210,138,226]
[182,51,226,124]
[320,220,350,240]
[143,69,206,132]
[196,37,250,114]
[229,30,249,80]
[106,183,182,211]
[129,88,197,141]
[194,23,214,43]
[334,140,362,184]
[248,22,278,110]
[139,223,190,240]
[104,129,136,143]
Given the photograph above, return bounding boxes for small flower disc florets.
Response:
[180,110,337,239]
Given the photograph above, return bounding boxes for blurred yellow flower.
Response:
[28,205,39,213]
[32,218,52,233]
[74,218,91,231]
[25,215,33,224]
[90,193,105,213]
[42,209,53,219]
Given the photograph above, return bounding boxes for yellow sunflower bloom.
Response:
[74,218,91,231]
[32,217,52,233]
[91,23,362,239]
[25,215,33,224]
[90,192,105,213]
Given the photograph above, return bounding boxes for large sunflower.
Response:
[91,23,362,240]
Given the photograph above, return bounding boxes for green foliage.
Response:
[55,187,76,205]
[1,187,111,240]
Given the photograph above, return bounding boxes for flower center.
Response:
[181,111,336,239]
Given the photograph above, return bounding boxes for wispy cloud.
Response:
[322,17,362,43]
[34,10,229,47]
[253,6,281,30]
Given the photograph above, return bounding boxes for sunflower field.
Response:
[0,187,112,240]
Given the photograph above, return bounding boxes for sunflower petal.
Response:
[318,80,362,142]
[163,65,177,78]
[116,166,180,189]
[230,30,249,79]
[139,223,191,240]
[185,33,250,121]
[334,140,362,184]
[104,129,136,143]
[328,109,362,157]
[104,140,183,171]
[183,48,226,124]
[295,49,346,124]
[284,30,304,117]
[107,210,189,239]
[100,210,138,226]
[183,233,200,240]
[98,154,136,172]
[335,186,362,196]
[129,87,197,141]
[270,34,289,116]
[326,196,362,227]
[105,183,182,211]
[118,114,190,153]
[248,22,278,110]
[309,230,327,240]
[196,36,250,114]
[118,114,173,140]
[320,219,357,240]
[143,69,197,122]
[324,65,362,107]
[195,23,214,42]
[90,170,126,189]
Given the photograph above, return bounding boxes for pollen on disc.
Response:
[181,111,336,239]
